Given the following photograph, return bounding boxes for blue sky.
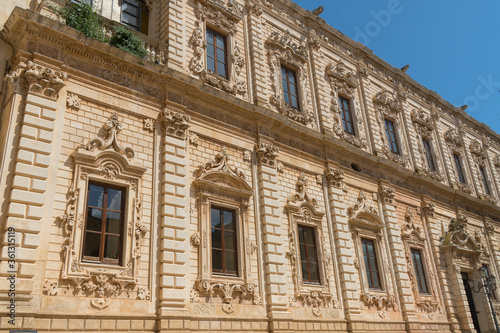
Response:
[292,0,500,134]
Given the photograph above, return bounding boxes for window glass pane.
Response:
[206,29,214,41]
[299,244,306,259]
[301,261,309,280]
[217,48,225,62]
[216,35,225,49]
[284,93,289,105]
[87,208,102,231]
[211,208,220,229]
[281,67,286,79]
[223,211,234,230]
[218,62,226,77]
[309,262,319,282]
[225,251,236,272]
[107,188,122,210]
[305,228,314,245]
[211,229,221,249]
[371,270,380,289]
[83,232,101,258]
[224,231,234,250]
[212,249,222,271]
[104,235,120,259]
[307,245,317,262]
[282,79,288,92]
[207,57,215,73]
[88,185,104,208]
[206,43,215,57]
[106,211,121,234]
[298,227,305,243]
[291,95,298,108]
[289,83,296,95]
[288,70,296,82]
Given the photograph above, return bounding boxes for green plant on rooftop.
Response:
[110,25,147,59]
[56,2,108,42]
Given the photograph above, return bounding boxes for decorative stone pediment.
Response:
[195,0,242,33]
[78,112,135,159]
[72,150,147,179]
[411,109,434,137]
[348,191,380,227]
[267,30,308,61]
[444,129,463,150]
[24,61,67,98]
[288,173,318,207]
[470,140,487,166]
[255,142,279,167]
[326,60,358,97]
[441,215,483,256]
[373,90,401,116]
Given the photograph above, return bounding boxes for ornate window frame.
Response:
[470,140,497,204]
[401,207,441,319]
[326,59,367,149]
[348,191,397,314]
[189,0,247,96]
[411,108,444,182]
[56,112,148,310]
[444,129,473,194]
[373,90,409,167]
[285,173,338,316]
[267,30,315,128]
[192,147,259,314]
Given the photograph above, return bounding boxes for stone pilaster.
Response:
[0,61,66,300]
[161,0,185,71]
[325,165,361,321]
[255,142,290,328]
[378,185,418,329]
[245,1,267,106]
[158,108,190,331]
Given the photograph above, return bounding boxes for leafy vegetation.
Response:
[57,2,108,42]
[110,25,147,58]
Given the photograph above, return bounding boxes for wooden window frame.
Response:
[82,181,126,266]
[453,153,467,184]
[422,138,437,172]
[297,224,321,284]
[361,237,382,290]
[206,27,229,79]
[339,95,356,135]
[210,205,239,277]
[121,0,149,34]
[384,118,400,155]
[411,248,430,295]
[281,64,300,111]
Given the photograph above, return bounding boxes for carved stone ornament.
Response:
[402,207,420,235]
[444,129,463,149]
[470,140,487,167]
[23,61,67,98]
[494,155,500,168]
[245,0,263,16]
[347,191,379,220]
[161,108,190,138]
[143,118,155,132]
[360,292,397,311]
[411,109,434,137]
[373,90,401,115]
[422,200,435,218]
[198,147,245,180]
[255,142,279,167]
[379,185,395,205]
[325,60,358,97]
[267,30,315,127]
[441,214,484,266]
[189,132,200,145]
[325,166,344,188]
[78,112,135,158]
[288,173,318,207]
[189,0,247,95]
[67,93,81,109]
[195,279,258,314]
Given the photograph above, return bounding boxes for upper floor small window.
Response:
[83,182,126,265]
[411,248,429,294]
[384,119,400,155]
[479,166,491,195]
[453,153,467,184]
[339,96,355,135]
[211,206,238,276]
[281,65,300,110]
[298,224,320,284]
[422,138,436,171]
[361,238,381,290]
[121,0,149,34]
[206,28,228,79]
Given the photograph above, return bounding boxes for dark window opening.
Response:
[206,28,228,79]
[281,65,300,110]
[411,248,429,294]
[453,153,467,184]
[422,138,436,171]
[211,206,238,276]
[479,166,491,195]
[361,238,381,290]
[298,224,320,284]
[339,96,355,135]
[121,0,149,34]
[384,119,400,155]
[83,182,126,265]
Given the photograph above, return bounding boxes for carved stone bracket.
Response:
[255,142,279,167]
[422,200,435,218]
[24,61,67,98]
[78,112,135,158]
[325,166,344,189]
[161,108,190,138]
[379,186,395,205]
[195,279,258,314]
[245,0,263,16]
[360,292,397,311]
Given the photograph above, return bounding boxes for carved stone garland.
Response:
[373,90,409,167]
[411,109,443,182]
[401,207,441,319]
[326,60,367,149]
[189,0,247,96]
[192,147,260,314]
[444,129,474,194]
[285,173,339,316]
[55,112,148,309]
[267,30,315,127]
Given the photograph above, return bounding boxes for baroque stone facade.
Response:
[0,1,499,332]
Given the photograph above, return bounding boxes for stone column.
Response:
[378,185,418,330]
[255,142,290,330]
[158,108,191,332]
[0,61,66,301]
[245,1,268,106]
[324,165,361,324]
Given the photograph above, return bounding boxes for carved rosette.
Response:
[379,186,395,205]
[189,0,247,96]
[161,108,190,138]
[325,166,344,189]
[23,61,67,98]
[267,30,315,127]
[255,142,279,167]
[67,93,81,109]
